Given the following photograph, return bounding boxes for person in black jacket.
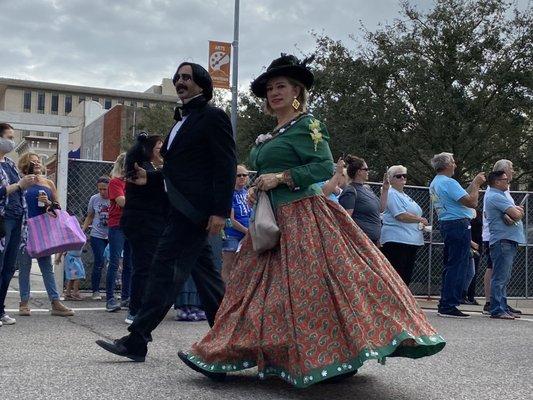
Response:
[121,133,167,324]
[96,62,236,361]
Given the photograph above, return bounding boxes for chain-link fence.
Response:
[66,159,113,290]
[367,182,532,299]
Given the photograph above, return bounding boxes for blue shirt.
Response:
[224,188,252,240]
[485,188,525,245]
[380,187,424,246]
[316,181,339,203]
[25,184,52,218]
[0,161,24,219]
[429,174,474,221]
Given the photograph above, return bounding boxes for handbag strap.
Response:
[164,176,207,225]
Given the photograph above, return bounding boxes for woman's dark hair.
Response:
[344,154,366,179]
[125,132,162,175]
[0,123,14,137]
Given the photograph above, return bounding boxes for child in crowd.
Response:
[56,250,86,300]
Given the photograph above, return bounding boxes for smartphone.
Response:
[519,194,529,207]
[27,162,35,175]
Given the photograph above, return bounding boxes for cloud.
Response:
[0,0,529,92]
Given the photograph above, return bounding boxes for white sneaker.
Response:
[1,314,16,325]
[91,292,102,300]
[0,320,3,327]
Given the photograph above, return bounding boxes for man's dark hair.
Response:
[487,170,506,186]
[0,123,13,137]
[172,62,213,101]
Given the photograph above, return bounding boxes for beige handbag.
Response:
[249,190,280,253]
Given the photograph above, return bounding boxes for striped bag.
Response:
[26,210,86,258]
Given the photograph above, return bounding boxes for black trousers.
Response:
[123,216,165,316]
[381,242,420,286]
[126,210,225,352]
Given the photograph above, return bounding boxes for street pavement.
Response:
[1,268,532,400]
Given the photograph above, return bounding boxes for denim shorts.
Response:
[222,236,240,252]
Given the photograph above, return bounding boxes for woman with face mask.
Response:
[0,123,36,326]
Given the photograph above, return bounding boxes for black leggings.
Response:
[381,242,421,286]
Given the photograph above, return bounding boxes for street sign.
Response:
[208,41,231,89]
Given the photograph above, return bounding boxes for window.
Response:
[51,94,59,114]
[129,100,135,107]
[65,95,72,114]
[92,96,99,102]
[35,132,44,137]
[143,101,149,108]
[23,91,31,112]
[37,92,45,113]
[104,98,112,109]
[78,95,86,103]
[22,130,30,138]
[118,99,124,105]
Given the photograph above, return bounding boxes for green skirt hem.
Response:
[183,331,446,388]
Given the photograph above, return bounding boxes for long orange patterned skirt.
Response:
[182,195,445,388]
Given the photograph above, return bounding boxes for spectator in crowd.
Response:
[319,157,346,202]
[380,165,427,287]
[463,209,482,305]
[481,159,522,315]
[106,153,132,312]
[429,152,485,318]
[82,176,110,301]
[0,123,36,326]
[59,249,86,301]
[17,153,74,317]
[339,155,382,244]
[121,133,167,324]
[174,278,207,321]
[221,164,252,282]
[484,171,525,319]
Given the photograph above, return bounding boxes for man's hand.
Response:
[382,172,390,191]
[335,157,345,176]
[255,173,280,191]
[127,163,147,185]
[472,172,486,187]
[503,214,516,225]
[246,186,257,206]
[206,215,225,235]
[419,217,429,226]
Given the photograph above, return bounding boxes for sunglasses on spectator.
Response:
[175,73,192,82]
[236,173,249,178]
[394,174,408,179]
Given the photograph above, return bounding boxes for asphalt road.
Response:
[1,300,532,400]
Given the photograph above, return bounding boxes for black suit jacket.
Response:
[150,101,236,221]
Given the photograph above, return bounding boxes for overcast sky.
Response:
[0,0,529,93]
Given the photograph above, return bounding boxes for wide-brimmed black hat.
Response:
[250,54,314,98]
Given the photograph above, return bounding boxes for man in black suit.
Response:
[96,62,236,361]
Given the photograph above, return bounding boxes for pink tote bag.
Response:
[26,210,86,258]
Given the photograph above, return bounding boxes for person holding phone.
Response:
[17,152,74,317]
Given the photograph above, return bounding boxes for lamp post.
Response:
[230,0,240,138]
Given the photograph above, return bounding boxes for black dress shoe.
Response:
[178,351,226,382]
[96,337,146,362]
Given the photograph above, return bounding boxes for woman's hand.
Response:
[18,175,36,190]
[255,173,279,191]
[247,187,257,206]
[382,173,390,191]
[38,192,51,206]
[126,163,147,185]
[335,157,345,175]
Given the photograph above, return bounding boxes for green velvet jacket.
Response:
[249,114,334,209]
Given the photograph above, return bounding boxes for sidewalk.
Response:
[416,296,533,316]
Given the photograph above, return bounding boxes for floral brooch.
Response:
[308,118,323,151]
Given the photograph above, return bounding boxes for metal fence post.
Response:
[428,196,434,299]
[526,196,529,299]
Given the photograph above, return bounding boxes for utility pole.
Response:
[230,0,240,138]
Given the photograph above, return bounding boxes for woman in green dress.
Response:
[179,54,445,388]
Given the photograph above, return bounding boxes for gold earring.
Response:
[291,98,300,110]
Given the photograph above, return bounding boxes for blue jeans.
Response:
[18,251,60,302]
[107,227,132,301]
[489,240,518,316]
[90,236,108,293]
[0,217,23,315]
[462,256,475,293]
[438,218,472,313]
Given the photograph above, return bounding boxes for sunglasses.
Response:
[394,174,408,179]
[236,173,249,178]
[174,73,192,82]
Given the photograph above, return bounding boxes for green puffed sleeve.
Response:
[287,117,334,189]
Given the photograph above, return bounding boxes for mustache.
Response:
[175,84,188,91]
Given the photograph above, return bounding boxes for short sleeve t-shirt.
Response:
[87,194,109,239]
[485,188,525,245]
[108,178,125,228]
[429,174,474,221]
[380,187,424,246]
[338,182,381,242]
[224,188,252,240]
[481,186,515,242]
